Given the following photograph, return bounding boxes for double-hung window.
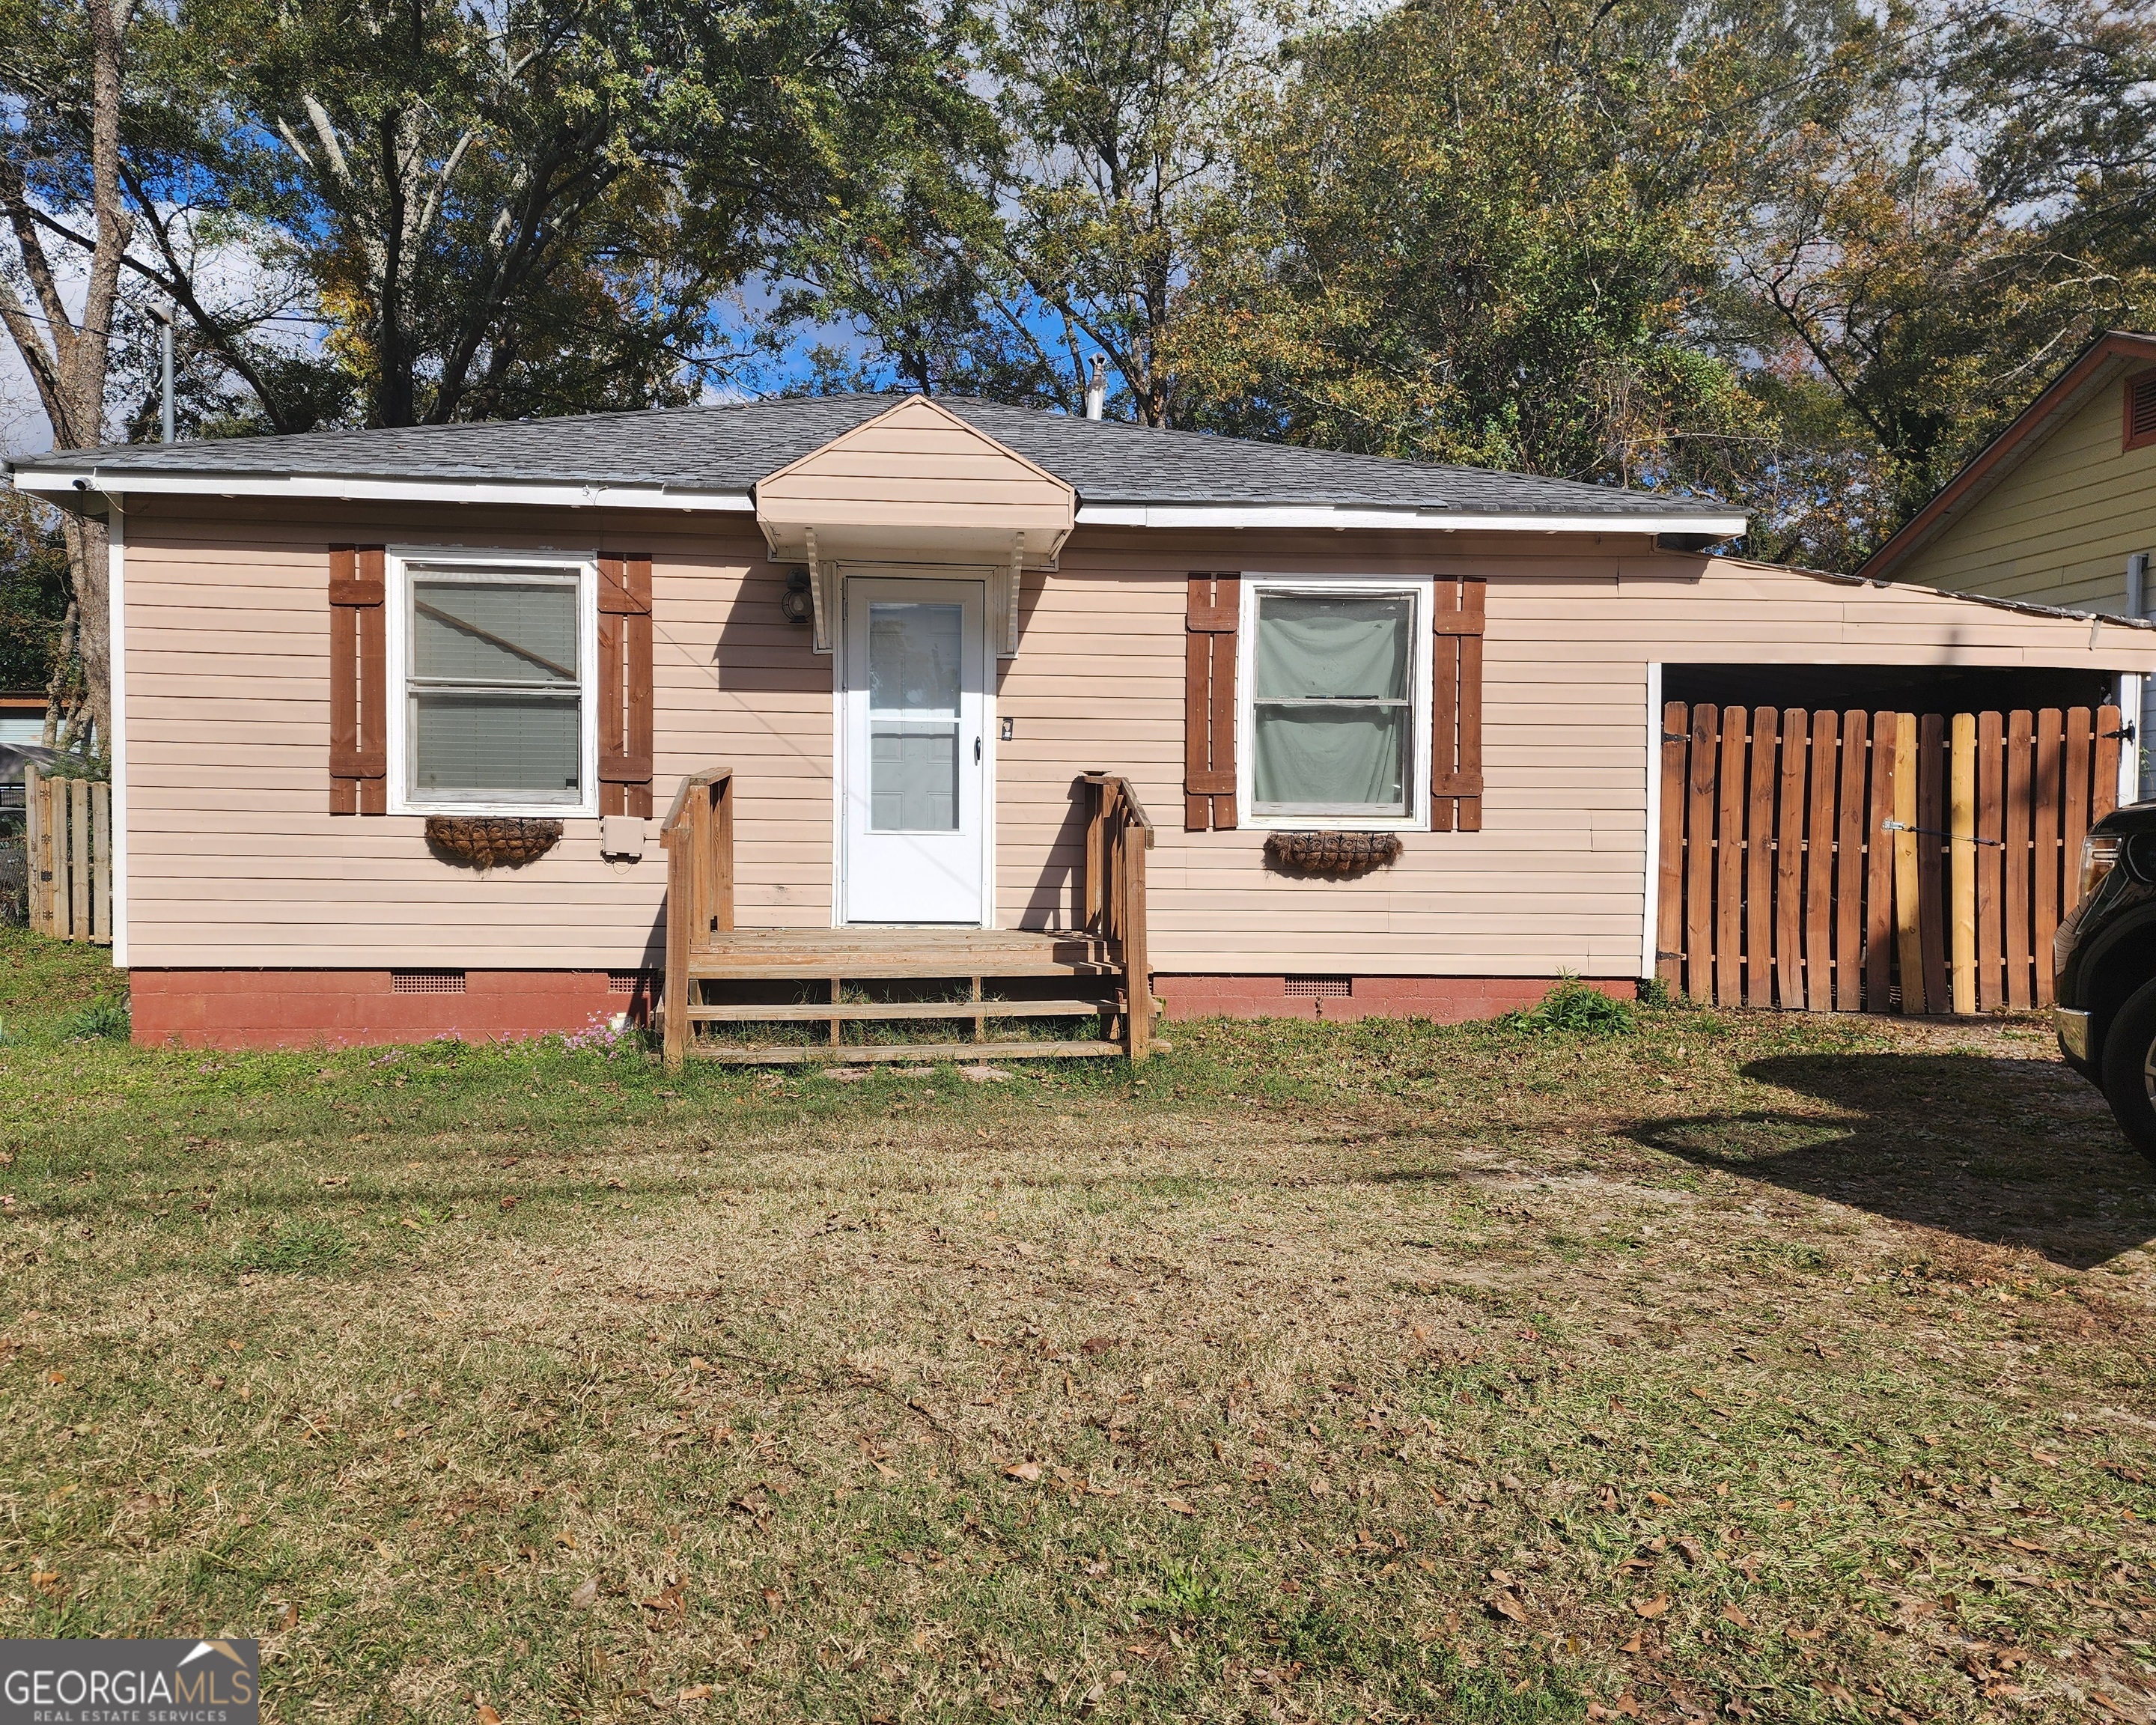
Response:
[1243,581,1430,827]
[390,553,596,815]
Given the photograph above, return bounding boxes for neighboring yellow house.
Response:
[1859,329,2156,791]
[1860,329,2156,612]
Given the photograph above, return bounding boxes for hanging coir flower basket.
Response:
[424,815,563,869]
[1264,830,1403,878]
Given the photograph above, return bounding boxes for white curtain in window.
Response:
[1252,594,1411,812]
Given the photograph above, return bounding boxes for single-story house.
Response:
[12,392,2156,1053]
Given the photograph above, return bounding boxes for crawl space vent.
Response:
[392,970,466,995]
[1285,976,1353,999]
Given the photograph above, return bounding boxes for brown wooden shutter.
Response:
[598,553,654,817]
[1431,575,1485,832]
[1185,574,1239,830]
[328,544,387,815]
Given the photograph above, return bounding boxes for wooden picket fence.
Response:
[24,767,112,944]
[1655,702,2122,1014]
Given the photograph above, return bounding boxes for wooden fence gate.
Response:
[24,767,112,944]
[1655,702,2122,1014]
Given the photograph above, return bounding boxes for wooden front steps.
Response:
[677,928,1142,1064]
[659,769,1157,1066]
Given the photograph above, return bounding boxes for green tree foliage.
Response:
[799,0,2156,569]
[1167,0,1878,487]
[785,0,1264,423]
[1723,0,2156,562]
[206,0,982,428]
[0,493,69,699]
[1,0,981,436]
[12,0,2156,579]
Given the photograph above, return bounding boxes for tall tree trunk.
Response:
[62,514,109,749]
[0,0,133,755]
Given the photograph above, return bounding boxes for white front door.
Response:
[841,574,988,925]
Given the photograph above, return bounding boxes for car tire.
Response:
[2098,976,2156,1163]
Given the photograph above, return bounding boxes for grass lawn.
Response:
[3,927,2155,1724]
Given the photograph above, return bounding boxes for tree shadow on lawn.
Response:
[1627,1053,2156,1270]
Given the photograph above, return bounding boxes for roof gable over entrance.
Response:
[754,395,1075,564]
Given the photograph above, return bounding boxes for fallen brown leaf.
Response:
[1631,1595,1670,1619]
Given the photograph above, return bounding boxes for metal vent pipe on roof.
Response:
[148,305,174,444]
[1084,355,1106,421]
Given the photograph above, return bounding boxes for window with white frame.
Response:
[393,555,594,813]
[1244,582,1426,825]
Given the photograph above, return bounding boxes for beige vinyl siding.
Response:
[756,396,1073,537]
[1895,377,2156,610]
[122,499,830,970]
[997,532,2156,976]
[120,501,2156,979]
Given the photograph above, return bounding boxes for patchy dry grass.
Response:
[2,927,2155,1724]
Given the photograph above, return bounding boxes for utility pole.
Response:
[147,305,174,443]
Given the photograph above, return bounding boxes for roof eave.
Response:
[7,462,1746,535]
[8,464,757,513]
[1073,501,1748,533]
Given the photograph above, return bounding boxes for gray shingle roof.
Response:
[9,392,1729,517]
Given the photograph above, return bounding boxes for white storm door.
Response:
[842,576,987,925]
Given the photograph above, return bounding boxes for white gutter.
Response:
[10,466,756,513]
[1073,502,1749,535]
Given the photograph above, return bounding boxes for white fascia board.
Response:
[1074,502,1749,535]
[10,466,755,513]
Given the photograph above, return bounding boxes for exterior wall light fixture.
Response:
[779,567,814,625]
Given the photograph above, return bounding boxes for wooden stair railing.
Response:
[660,767,734,1065]
[1082,770,1156,1060]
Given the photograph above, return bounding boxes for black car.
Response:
[2056,800,2156,1157]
